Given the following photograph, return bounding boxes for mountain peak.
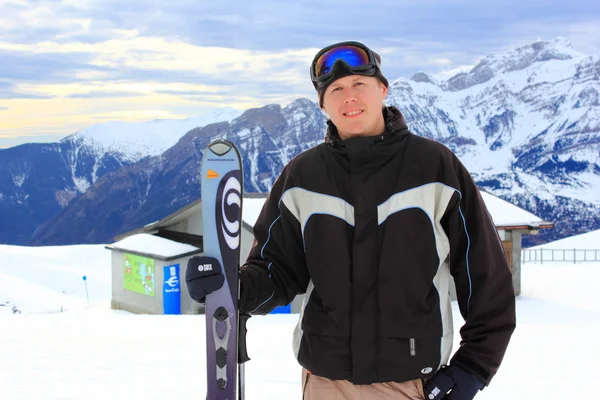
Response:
[443,37,584,91]
[61,108,243,162]
[482,36,581,70]
[410,72,434,84]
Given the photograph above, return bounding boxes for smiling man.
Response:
[320,74,387,140]
[186,41,516,400]
[313,42,389,141]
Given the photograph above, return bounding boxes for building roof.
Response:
[114,192,268,241]
[240,191,553,231]
[106,233,202,260]
[479,191,553,230]
[115,189,552,242]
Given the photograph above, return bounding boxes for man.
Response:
[187,41,516,400]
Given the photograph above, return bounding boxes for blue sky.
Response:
[0,0,599,148]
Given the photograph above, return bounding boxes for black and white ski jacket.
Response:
[239,106,516,386]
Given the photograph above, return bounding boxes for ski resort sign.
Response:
[123,253,155,296]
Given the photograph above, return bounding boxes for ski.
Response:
[199,139,250,400]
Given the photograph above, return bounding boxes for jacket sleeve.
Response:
[442,155,516,386]
[238,161,310,315]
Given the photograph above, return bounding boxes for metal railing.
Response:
[522,248,600,263]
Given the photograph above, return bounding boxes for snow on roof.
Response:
[239,192,548,229]
[531,229,600,250]
[242,198,268,227]
[108,233,200,259]
[480,191,549,228]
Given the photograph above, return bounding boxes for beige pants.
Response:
[302,369,425,400]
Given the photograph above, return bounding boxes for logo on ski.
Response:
[198,263,214,272]
[207,169,220,179]
[217,173,242,251]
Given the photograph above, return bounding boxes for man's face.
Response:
[321,74,388,140]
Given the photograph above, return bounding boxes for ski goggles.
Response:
[310,41,382,88]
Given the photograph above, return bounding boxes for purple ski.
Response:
[200,140,250,400]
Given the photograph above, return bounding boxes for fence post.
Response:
[574,248,576,264]
[541,248,543,264]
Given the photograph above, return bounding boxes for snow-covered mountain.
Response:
[388,37,600,243]
[0,37,598,246]
[0,108,242,244]
[63,107,243,163]
[30,99,327,244]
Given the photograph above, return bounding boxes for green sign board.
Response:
[123,253,155,296]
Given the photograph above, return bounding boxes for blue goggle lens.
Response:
[315,45,370,77]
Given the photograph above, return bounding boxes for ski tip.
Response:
[208,140,234,156]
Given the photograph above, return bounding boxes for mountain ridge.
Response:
[0,37,598,247]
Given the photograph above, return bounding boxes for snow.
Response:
[530,228,600,250]
[1,233,599,398]
[0,272,84,314]
[108,233,200,258]
[386,38,600,214]
[0,244,110,307]
[479,191,547,227]
[63,107,244,162]
[242,197,268,227]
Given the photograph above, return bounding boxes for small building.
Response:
[478,190,553,295]
[107,193,277,315]
[107,190,552,314]
[106,232,202,314]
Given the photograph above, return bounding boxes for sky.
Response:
[0,0,599,149]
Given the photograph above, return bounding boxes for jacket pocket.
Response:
[378,319,443,382]
[377,336,442,382]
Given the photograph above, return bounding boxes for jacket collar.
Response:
[325,106,409,148]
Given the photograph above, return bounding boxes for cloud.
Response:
[0,50,103,83]
[502,19,600,55]
[1,0,599,148]
[0,80,55,99]
[1,1,598,85]
[65,91,143,99]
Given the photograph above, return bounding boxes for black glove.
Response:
[185,256,225,303]
[423,364,484,400]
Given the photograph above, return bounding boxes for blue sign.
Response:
[270,304,291,314]
[163,264,181,315]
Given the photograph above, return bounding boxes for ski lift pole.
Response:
[82,276,89,303]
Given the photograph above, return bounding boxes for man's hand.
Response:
[423,364,484,400]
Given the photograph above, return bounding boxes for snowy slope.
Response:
[0,237,598,399]
[530,228,600,249]
[0,244,111,313]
